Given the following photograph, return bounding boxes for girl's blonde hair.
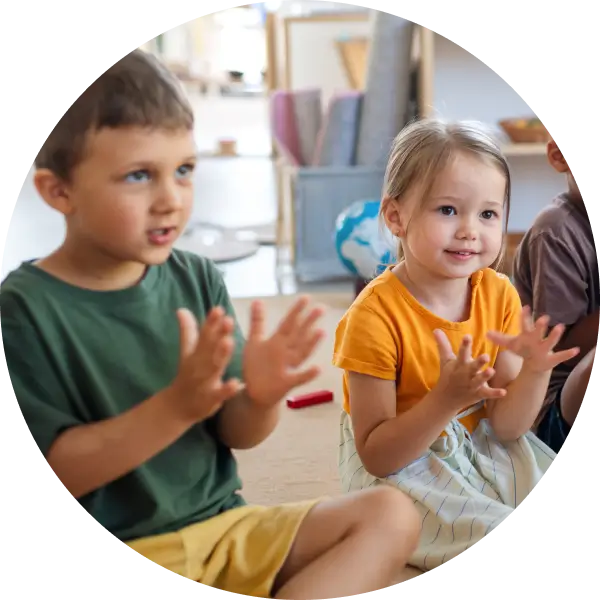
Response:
[380,118,512,272]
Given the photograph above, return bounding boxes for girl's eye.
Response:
[438,206,456,216]
[481,210,497,220]
[124,170,150,183]
[176,163,195,179]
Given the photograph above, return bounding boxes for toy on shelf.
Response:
[287,390,334,409]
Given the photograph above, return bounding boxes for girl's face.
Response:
[393,151,506,280]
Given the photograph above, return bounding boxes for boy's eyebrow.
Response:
[120,155,199,170]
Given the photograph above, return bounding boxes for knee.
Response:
[356,487,421,547]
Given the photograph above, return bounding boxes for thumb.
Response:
[176,308,199,359]
[433,329,455,364]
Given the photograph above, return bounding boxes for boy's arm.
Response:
[517,232,593,358]
[202,259,280,450]
[215,388,281,450]
[555,310,599,366]
[47,388,195,499]
[5,307,238,500]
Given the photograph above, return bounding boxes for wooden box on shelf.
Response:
[499,118,550,144]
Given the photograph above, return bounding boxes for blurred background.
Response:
[5,1,563,299]
[3,2,570,551]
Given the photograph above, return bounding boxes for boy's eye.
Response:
[176,163,195,179]
[124,170,150,183]
[481,210,497,220]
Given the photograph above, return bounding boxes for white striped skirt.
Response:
[338,406,555,571]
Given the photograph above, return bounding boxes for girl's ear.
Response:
[381,196,405,237]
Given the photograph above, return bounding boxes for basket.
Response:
[499,118,550,144]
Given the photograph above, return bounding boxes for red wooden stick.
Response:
[286,390,334,409]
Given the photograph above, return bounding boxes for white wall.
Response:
[431,33,565,232]
[285,18,371,105]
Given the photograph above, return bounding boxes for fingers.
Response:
[299,304,326,333]
[521,305,535,333]
[469,353,490,375]
[471,366,495,389]
[542,322,565,351]
[177,308,200,359]
[217,378,242,401]
[247,301,266,342]
[197,307,229,348]
[434,329,455,363]
[277,295,311,337]
[293,328,326,367]
[534,314,550,341]
[479,383,507,399]
[285,365,321,389]
[486,330,516,348]
[457,335,473,364]
[548,347,580,368]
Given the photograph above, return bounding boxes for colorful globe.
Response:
[335,200,396,280]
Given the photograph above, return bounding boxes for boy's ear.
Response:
[546,139,570,174]
[33,169,75,216]
[381,196,405,237]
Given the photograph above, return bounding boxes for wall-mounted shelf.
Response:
[502,143,547,157]
[416,26,564,232]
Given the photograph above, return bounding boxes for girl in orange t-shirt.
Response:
[334,118,578,571]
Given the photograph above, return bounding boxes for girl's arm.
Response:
[348,372,458,478]
[486,351,550,442]
[487,309,580,442]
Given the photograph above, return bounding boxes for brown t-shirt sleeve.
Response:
[526,232,589,327]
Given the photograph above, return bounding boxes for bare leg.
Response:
[272,487,420,600]
[560,346,595,425]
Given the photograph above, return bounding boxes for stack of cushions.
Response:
[271,88,363,168]
[270,12,414,170]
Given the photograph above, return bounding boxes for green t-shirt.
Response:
[1,250,247,541]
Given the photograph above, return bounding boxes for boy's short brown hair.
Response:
[35,49,194,181]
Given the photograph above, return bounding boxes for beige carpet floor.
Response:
[231,292,351,504]
[230,292,422,584]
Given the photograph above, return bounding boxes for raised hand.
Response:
[487,306,580,373]
[243,295,325,407]
[169,307,241,423]
[433,330,506,409]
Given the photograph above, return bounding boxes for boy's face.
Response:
[41,126,197,269]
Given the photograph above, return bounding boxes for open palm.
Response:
[487,306,579,373]
[243,296,325,407]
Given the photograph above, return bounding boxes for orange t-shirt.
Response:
[333,267,522,434]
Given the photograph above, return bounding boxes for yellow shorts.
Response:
[125,500,320,598]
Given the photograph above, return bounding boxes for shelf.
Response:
[502,143,547,157]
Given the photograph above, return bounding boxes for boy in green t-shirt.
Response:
[0,49,419,598]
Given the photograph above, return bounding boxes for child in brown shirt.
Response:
[512,139,598,452]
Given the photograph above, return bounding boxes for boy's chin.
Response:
[140,246,176,265]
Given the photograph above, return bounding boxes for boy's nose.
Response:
[152,182,183,213]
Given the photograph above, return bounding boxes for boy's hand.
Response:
[487,306,580,374]
[433,330,506,409]
[169,307,241,424]
[243,296,325,408]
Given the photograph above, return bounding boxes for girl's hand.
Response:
[487,306,580,374]
[434,330,506,409]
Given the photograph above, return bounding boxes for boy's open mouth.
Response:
[148,227,177,245]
